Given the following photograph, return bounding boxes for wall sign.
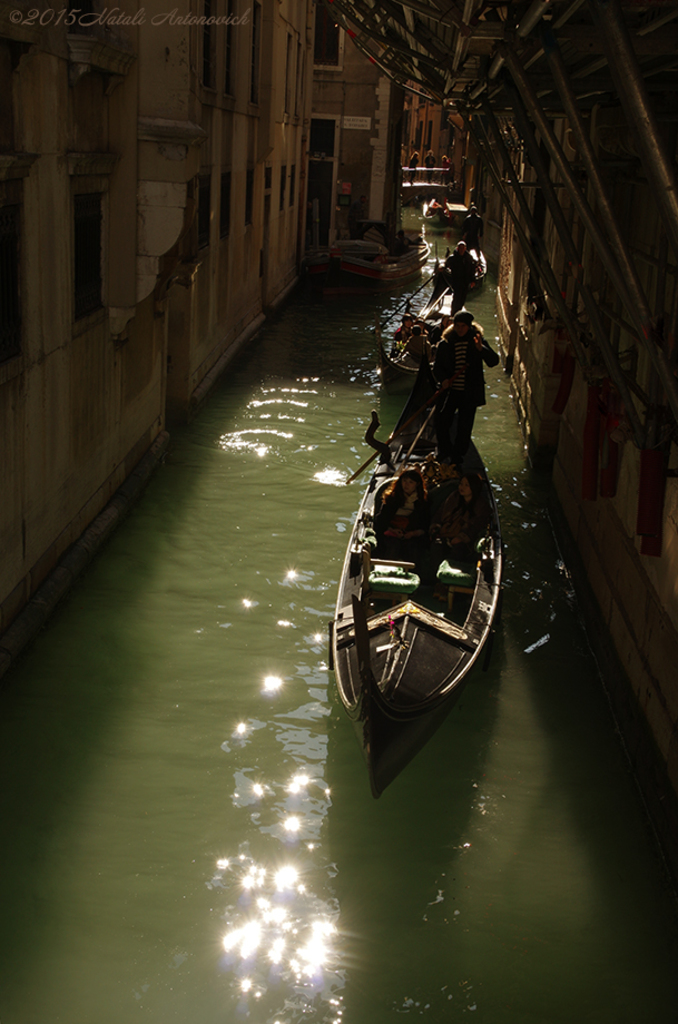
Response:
[343,116,371,130]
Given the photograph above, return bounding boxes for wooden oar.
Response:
[378,271,435,330]
[345,366,467,485]
[400,406,437,470]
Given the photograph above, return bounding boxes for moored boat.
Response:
[330,360,502,797]
[326,242,429,295]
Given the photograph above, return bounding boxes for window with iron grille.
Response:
[289,165,296,207]
[245,168,254,225]
[279,165,286,212]
[310,118,335,157]
[202,0,215,88]
[74,193,102,320]
[220,171,231,238]
[314,5,339,65]
[198,175,211,248]
[0,204,20,361]
[224,0,234,94]
[250,2,261,104]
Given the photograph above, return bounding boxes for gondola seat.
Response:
[368,561,420,605]
[436,558,476,610]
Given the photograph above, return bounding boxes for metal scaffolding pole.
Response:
[467,105,591,371]
[501,76,646,444]
[591,0,678,266]
[539,25,678,430]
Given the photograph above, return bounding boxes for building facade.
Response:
[307,4,403,248]
[0,0,314,671]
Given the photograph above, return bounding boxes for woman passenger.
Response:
[429,474,489,562]
[375,468,429,564]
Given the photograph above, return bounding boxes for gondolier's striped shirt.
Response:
[451,336,467,390]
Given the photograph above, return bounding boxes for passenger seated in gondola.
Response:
[392,230,411,257]
[429,474,490,563]
[399,324,432,367]
[393,313,414,354]
[375,468,430,564]
[428,314,452,347]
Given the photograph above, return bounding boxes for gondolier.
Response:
[443,241,478,313]
[461,206,484,252]
[433,311,499,467]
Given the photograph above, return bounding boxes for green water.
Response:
[1,247,676,1023]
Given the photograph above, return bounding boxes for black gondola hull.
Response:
[332,360,502,796]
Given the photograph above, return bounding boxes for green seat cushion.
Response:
[369,564,420,594]
[436,559,476,589]
[363,527,378,550]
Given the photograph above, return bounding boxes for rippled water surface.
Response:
[1,227,677,1023]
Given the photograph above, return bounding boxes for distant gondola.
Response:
[330,360,502,797]
[376,252,487,392]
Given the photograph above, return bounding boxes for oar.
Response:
[378,272,435,331]
[345,366,467,485]
[400,406,437,470]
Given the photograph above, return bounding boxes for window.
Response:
[202,0,215,88]
[289,165,296,207]
[224,0,234,94]
[284,34,293,114]
[295,41,302,116]
[264,166,272,191]
[279,165,286,211]
[220,172,231,238]
[0,204,20,361]
[250,1,261,104]
[310,118,335,157]
[245,168,254,225]
[198,175,211,248]
[314,5,339,65]
[73,193,102,320]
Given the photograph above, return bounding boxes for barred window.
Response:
[0,204,20,361]
[198,175,211,248]
[224,0,234,95]
[289,165,296,207]
[245,169,254,225]
[279,165,286,212]
[220,171,231,238]
[202,0,215,88]
[314,6,339,65]
[74,193,102,320]
[310,118,335,157]
[250,2,261,103]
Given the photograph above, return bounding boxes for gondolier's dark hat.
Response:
[453,311,474,326]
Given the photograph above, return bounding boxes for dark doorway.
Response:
[307,161,334,247]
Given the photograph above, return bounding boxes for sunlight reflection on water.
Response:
[209,847,344,1019]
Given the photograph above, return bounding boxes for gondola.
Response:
[376,252,487,392]
[422,198,466,229]
[330,360,502,797]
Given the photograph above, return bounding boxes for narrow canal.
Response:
[1,240,677,1023]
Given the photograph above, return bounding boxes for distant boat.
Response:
[331,360,503,797]
[422,198,467,229]
[305,223,430,295]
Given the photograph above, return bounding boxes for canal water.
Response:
[1,238,677,1023]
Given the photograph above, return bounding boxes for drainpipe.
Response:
[500,76,645,445]
[591,0,678,266]
[539,26,678,430]
[466,107,590,371]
